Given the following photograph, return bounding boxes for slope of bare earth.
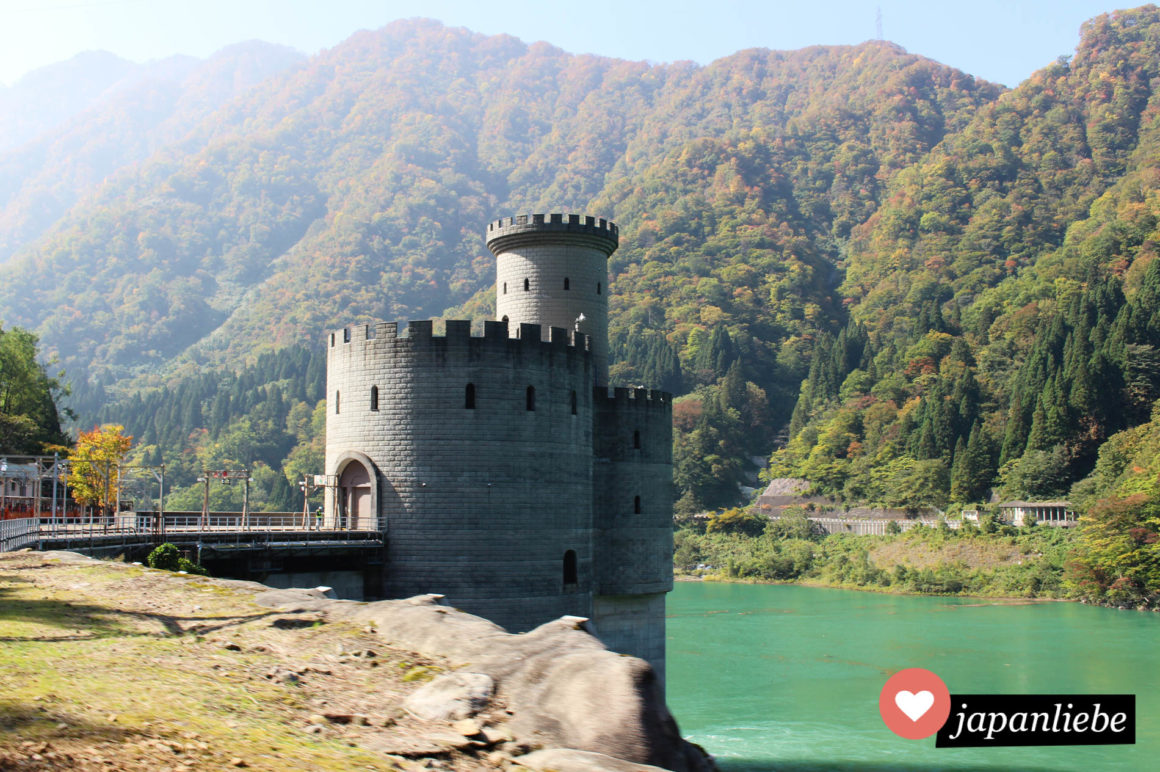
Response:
[867,539,1027,571]
[0,551,707,772]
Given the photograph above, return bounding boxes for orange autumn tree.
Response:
[70,424,133,514]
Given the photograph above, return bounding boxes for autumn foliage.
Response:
[69,425,133,512]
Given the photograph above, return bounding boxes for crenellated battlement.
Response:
[327,319,591,358]
[594,385,672,407]
[323,212,671,679]
[593,385,672,463]
[486,213,619,256]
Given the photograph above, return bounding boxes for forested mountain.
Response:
[0,42,304,262]
[5,8,1160,521]
[773,6,1160,514]
[0,22,996,382]
[0,51,140,154]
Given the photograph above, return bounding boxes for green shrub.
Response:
[177,557,209,576]
[146,542,209,575]
[146,542,181,571]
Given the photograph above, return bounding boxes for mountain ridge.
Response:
[0,41,305,263]
[0,22,997,382]
[5,10,1160,518]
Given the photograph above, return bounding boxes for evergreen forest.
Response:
[4,8,1160,597]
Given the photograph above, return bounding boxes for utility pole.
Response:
[51,453,59,518]
[242,474,250,532]
[200,476,210,529]
[33,460,42,518]
[300,477,309,528]
[103,460,111,530]
[300,476,321,529]
[202,469,252,530]
[157,465,165,537]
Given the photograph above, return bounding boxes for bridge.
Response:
[1,454,385,597]
[0,512,385,599]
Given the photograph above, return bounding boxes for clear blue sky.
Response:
[0,0,1131,88]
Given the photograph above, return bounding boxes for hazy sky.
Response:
[0,0,1128,88]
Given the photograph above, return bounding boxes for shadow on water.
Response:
[719,761,1067,772]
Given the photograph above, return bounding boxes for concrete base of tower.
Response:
[407,592,594,637]
[592,592,667,687]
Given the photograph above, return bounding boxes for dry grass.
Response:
[0,551,508,771]
[868,538,1028,570]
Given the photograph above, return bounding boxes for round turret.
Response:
[325,319,596,630]
[321,214,672,680]
[487,213,618,385]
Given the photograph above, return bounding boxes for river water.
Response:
[666,582,1156,771]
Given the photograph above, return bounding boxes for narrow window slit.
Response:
[563,550,578,585]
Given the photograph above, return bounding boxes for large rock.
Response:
[403,672,495,720]
[253,586,348,612]
[258,590,715,772]
[471,618,690,769]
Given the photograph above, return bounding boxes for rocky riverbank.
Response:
[0,551,714,772]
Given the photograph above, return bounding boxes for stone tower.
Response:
[489,213,616,385]
[324,213,672,678]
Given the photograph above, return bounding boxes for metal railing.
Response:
[159,512,313,531]
[0,517,39,552]
[0,512,382,553]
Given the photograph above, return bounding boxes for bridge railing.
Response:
[1,512,381,553]
[0,517,39,552]
[160,512,309,530]
[2,514,163,551]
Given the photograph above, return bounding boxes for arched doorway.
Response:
[337,459,373,530]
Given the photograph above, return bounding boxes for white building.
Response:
[999,500,1077,527]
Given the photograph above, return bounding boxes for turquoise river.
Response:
[666,582,1157,771]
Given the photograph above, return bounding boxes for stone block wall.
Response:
[592,387,674,597]
[325,319,596,631]
[592,592,669,683]
[489,214,617,384]
[591,386,673,671]
[323,213,673,680]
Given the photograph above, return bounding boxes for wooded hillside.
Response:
[4,8,1160,527]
